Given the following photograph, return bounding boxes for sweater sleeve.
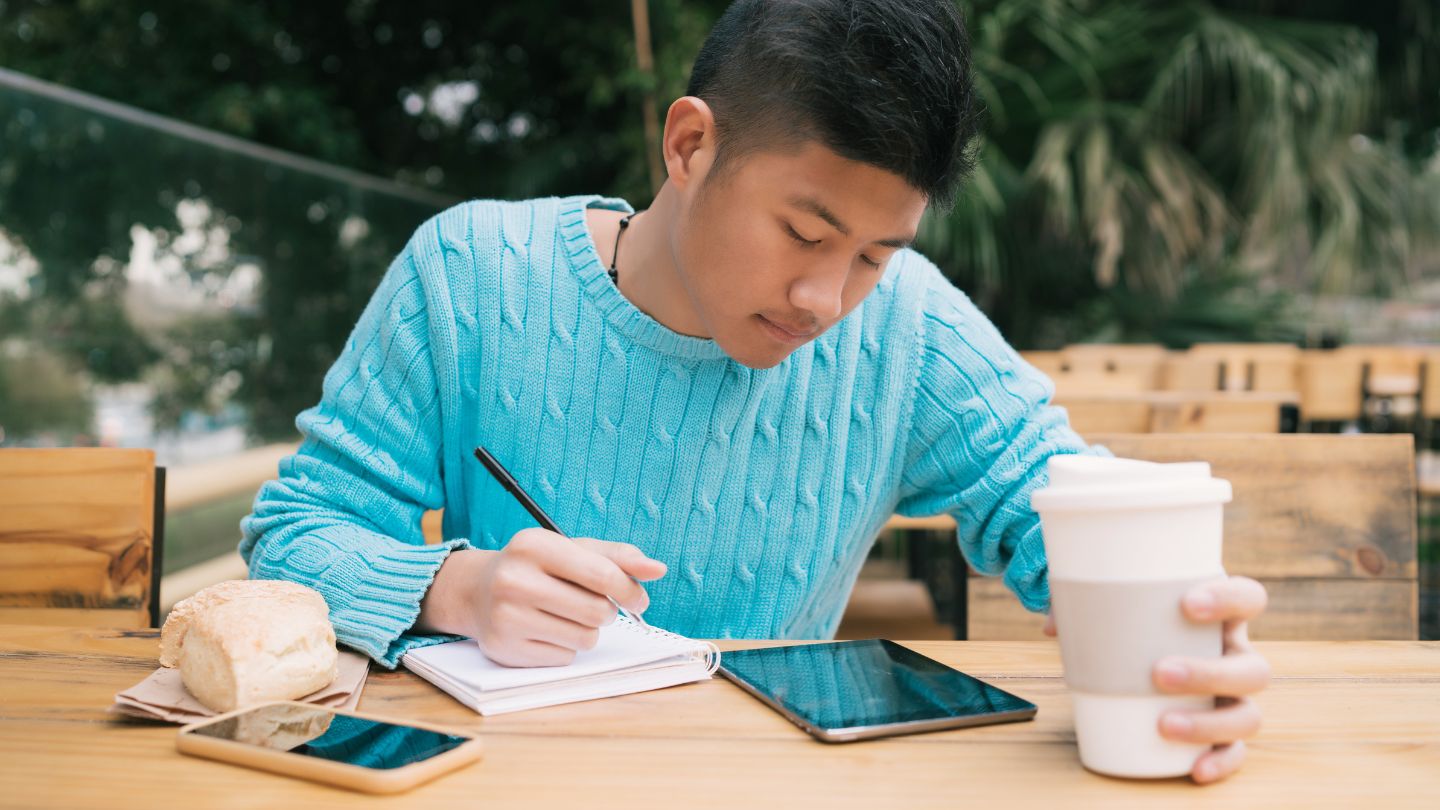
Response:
[894,263,1109,614]
[239,218,470,668]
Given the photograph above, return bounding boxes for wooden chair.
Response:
[1345,346,1427,430]
[1419,354,1440,449]
[1057,392,1292,435]
[1248,356,1300,393]
[1018,350,1066,377]
[1056,397,1152,434]
[1061,344,1167,389]
[1422,354,1440,423]
[1049,369,1151,398]
[1345,345,1426,395]
[1145,393,1291,433]
[1297,350,1366,425]
[1188,343,1300,392]
[1159,354,1224,392]
[968,434,1418,641]
[0,449,165,628]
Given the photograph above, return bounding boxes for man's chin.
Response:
[717,336,799,369]
[733,353,789,370]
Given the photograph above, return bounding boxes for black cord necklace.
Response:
[608,212,636,284]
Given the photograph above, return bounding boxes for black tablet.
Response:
[718,639,1037,743]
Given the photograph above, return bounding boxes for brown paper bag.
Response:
[111,650,370,723]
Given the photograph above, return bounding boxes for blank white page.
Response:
[403,616,711,692]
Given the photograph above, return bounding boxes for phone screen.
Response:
[185,704,472,770]
[719,640,1036,734]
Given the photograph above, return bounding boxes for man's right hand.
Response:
[415,528,667,667]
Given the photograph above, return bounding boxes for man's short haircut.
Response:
[686,0,980,211]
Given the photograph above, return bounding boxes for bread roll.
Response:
[178,597,339,712]
[160,579,339,712]
[161,579,328,667]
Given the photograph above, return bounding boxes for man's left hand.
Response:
[1044,575,1272,784]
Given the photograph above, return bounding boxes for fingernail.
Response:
[1163,714,1194,735]
[1196,762,1217,782]
[1185,591,1216,618]
[1157,660,1189,685]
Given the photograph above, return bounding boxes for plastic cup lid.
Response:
[1030,454,1232,512]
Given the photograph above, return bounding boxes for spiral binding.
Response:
[614,615,722,674]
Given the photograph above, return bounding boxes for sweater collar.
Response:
[558,195,734,363]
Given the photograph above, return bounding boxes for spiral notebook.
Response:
[402,616,721,715]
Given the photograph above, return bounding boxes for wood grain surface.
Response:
[0,449,157,627]
[970,433,1419,640]
[0,626,1435,809]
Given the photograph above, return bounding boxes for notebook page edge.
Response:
[404,617,713,692]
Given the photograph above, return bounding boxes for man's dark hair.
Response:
[686,0,980,211]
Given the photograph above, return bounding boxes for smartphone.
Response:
[718,639,1037,743]
[176,701,483,794]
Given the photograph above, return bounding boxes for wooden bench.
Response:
[968,434,1418,641]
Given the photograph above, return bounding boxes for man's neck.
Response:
[590,184,710,339]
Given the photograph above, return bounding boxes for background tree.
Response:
[0,0,1436,443]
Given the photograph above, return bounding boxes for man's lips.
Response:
[758,315,818,339]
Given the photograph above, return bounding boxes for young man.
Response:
[242,0,1269,784]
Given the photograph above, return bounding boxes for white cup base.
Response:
[1072,692,1214,779]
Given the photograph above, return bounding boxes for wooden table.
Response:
[2,626,1437,808]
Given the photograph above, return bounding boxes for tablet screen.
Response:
[719,639,1035,733]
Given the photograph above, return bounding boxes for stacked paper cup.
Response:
[1031,454,1233,778]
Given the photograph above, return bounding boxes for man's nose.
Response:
[788,263,847,322]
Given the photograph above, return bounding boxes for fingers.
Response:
[481,637,580,668]
[509,530,653,613]
[1159,697,1263,745]
[1042,612,1057,637]
[1154,649,1272,697]
[485,599,601,656]
[1182,576,1268,625]
[525,607,603,653]
[1191,740,1248,785]
[480,531,671,667]
[582,538,669,582]
[535,577,620,628]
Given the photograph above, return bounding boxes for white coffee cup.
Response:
[1030,454,1232,778]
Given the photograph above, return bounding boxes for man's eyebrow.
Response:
[788,194,851,236]
[876,235,916,250]
[786,194,915,250]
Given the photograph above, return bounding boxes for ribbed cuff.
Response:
[1001,442,1115,615]
[326,537,473,669]
[1002,521,1051,614]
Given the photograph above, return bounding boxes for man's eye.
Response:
[859,254,881,268]
[785,225,819,247]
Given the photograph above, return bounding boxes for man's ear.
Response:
[661,96,716,192]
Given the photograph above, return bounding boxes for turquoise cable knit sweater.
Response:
[240,195,1098,668]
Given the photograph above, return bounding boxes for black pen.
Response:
[473,445,650,627]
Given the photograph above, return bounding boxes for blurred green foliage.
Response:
[922,0,1440,346]
[0,0,1437,443]
[0,0,731,199]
